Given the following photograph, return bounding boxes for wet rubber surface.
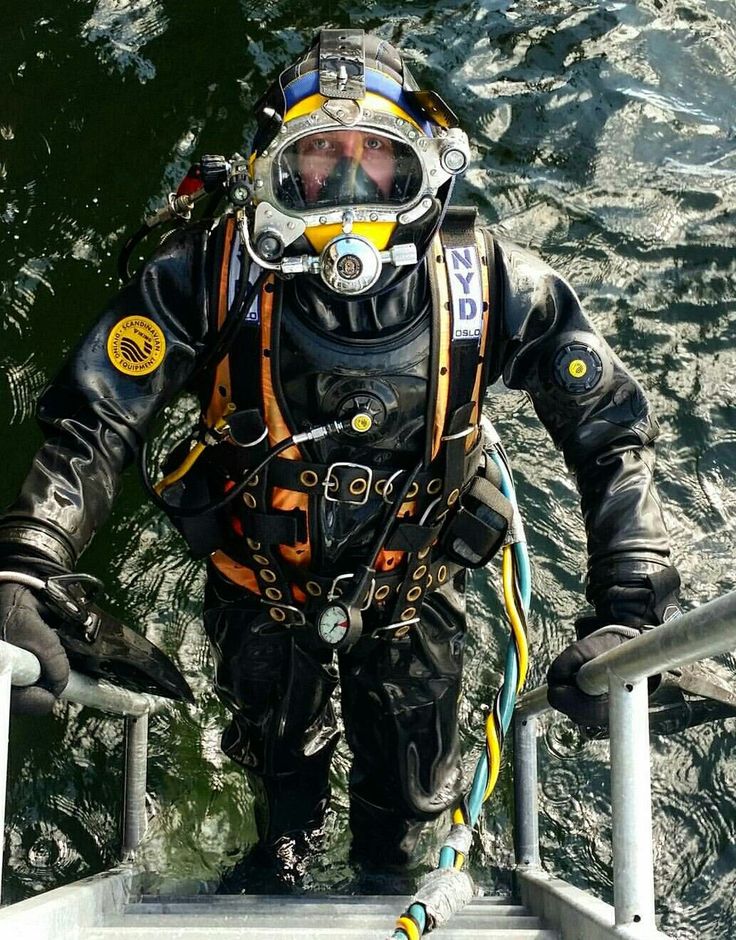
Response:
[1,3,735,937]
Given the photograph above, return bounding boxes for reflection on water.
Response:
[1,2,735,936]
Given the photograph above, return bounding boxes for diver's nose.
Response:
[340,131,362,159]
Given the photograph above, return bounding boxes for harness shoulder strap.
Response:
[204,216,265,425]
[204,215,237,427]
[433,208,494,492]
[439,206,492,420]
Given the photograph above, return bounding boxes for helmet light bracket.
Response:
[322,98,363,126]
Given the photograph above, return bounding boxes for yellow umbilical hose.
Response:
[153,405,235,496]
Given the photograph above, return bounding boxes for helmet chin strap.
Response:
[238,212,417,297]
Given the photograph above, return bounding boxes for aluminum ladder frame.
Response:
[1,590,735,937]
[513,590,736,938]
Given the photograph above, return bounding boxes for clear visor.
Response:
[271,129,424,211]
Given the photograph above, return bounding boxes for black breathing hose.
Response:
[139,436,294,518]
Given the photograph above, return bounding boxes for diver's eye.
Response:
[364,136,383,150]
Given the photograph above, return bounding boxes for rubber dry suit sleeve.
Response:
[0,224,212,567]
[490,237,672,615]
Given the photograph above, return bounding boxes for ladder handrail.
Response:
[513,589,736,937]
[0,638,166,717]
[577,589,736,694]
[0,639,171,906]
[517,588,736,717]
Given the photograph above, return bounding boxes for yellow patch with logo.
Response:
[568,358,588,379]
[107,316,166,377]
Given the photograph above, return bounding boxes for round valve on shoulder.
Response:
[350,412,373,433]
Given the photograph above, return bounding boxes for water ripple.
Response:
[4,353,47,424]
[82,0,169,82]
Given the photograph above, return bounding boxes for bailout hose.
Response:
[391,426,531,940]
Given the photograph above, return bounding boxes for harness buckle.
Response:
[441,424,476,442]
[323,462,374,505]
[327,572,354,601]
[381,469,405,505]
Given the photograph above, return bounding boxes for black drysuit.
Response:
[0,216,672,862]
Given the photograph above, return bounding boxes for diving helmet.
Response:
[239,29,470,297]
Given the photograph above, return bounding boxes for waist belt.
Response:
[267,438,484,504]
[256,557,464,634]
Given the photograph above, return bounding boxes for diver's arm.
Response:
[0,223,213,568]
[488,235,676,626]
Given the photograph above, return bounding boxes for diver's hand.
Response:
[546,625,641,727]
[0,582,69,715]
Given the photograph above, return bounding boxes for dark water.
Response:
[2,2,735,937]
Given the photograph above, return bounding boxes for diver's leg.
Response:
[203,569,340,848]
[339,577,467,867]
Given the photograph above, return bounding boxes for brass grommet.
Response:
[412,564,428,581]
[401,607,417,621]
[417,546,431,560]
[438,564,448,583]
[375,584,391,601]
[407,585,422,602]
[243,492,257,509]
[406,482,419,499]
[426,574,433,589]
[253,554,270,566]
[246,473,259,487]
[349,477,368,496]
[269,607,286,622]
[265,587,282,601]
[427,478,442,495]
[246,538,261,551]
[260,569,277,584]
[447,488,460,506]
[375,479,387,495]
[394,625,411,638]
[300,469,319,487]
[306,580,322,597]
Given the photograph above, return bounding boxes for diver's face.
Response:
[296,129,397,204]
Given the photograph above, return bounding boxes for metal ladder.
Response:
[2,590,736,939]
[84,893,558,938]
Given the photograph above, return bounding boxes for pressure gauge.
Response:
[316,602,363,650]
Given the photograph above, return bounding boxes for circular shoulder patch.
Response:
[107,316,166,377]
[553,343,603,394]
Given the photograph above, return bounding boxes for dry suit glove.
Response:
[547,565,682,727]
[546,624,642,727]
[0,581,70,715]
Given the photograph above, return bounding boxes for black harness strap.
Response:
[385,208,488,629]
[440,207,484,420]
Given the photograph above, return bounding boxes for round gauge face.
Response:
[317,603,351,645]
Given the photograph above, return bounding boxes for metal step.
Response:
[129,895,521,908]
[82,893,560,939]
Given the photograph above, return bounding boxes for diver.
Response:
[0,29,707,878]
